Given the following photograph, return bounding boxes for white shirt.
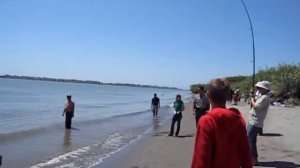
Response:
[248,94,270,128]
[193,94,210,110]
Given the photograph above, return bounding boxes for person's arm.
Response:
[200,97,210,111]
[151,99,153,109]
[181,102,185,111]
[250,97,256,107]
[62,103,67,116]
[172,102,176,114]
[251,96,267,109]
[72,102,75,117]
[191,116,214,168]
[193,98,196,111]
[193,98,197,115]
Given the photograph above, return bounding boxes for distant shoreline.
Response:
[0,74,181,90]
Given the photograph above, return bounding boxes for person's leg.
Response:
[195,109,201,127]
[65,114,72,129]
[258,127,263,135]
[65,116,68,128]
[200,109,207,118]
[233,95,237,105]
[155,106,158,117]
[69,117,72,129]
[152,108,155,117]
[175,114,182,136]
[195,110,206,127]
[169,115,177,136]
[247,123,259,164]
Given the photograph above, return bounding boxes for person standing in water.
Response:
[62,95,75,129]
[151,93,160,117]
[168,94,185,137]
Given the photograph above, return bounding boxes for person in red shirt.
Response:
[191,78,252,168]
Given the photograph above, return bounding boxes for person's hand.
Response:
[250,97,256,107]
[251,97,256,103]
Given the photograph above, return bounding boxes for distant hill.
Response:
[0,74,181,90]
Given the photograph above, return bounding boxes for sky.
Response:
[0,0,299,89]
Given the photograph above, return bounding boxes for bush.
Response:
[190,63,300,98]
[256,63,300,96]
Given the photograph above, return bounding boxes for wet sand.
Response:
[99,102,300,168]
[99,102,196,168]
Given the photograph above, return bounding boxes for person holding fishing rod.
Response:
[247,81,270,166]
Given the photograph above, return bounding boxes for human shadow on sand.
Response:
[70,127,80,131]
[260,133,283,137]
[258,161,300,168]
[176,134,195,138]
[151,131,170,137]
[151,131,194,138]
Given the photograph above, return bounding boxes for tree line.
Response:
[191,63,300,99]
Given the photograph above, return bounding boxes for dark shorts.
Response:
[152,105,159,110]
[195,108,207,126]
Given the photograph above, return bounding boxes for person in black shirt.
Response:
[151,93,160,117]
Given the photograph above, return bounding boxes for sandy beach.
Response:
[99,102,300,168]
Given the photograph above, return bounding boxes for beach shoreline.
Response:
[97,102,196,168]
[97,102,300,168]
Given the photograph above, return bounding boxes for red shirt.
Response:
[191,108,252,168]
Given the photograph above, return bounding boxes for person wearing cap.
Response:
[62,95,75,129]
[247,81,271,166]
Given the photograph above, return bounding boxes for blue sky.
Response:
[0,0,299,89]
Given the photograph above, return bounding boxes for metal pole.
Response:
[240,0,256,89]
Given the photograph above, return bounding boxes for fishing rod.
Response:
[240,0,256,92]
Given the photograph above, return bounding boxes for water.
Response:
[0,78,190,168]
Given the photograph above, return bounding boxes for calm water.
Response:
[0,78,190,168]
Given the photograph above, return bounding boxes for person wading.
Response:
[151,93,160,117]
[62,95,75,129]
